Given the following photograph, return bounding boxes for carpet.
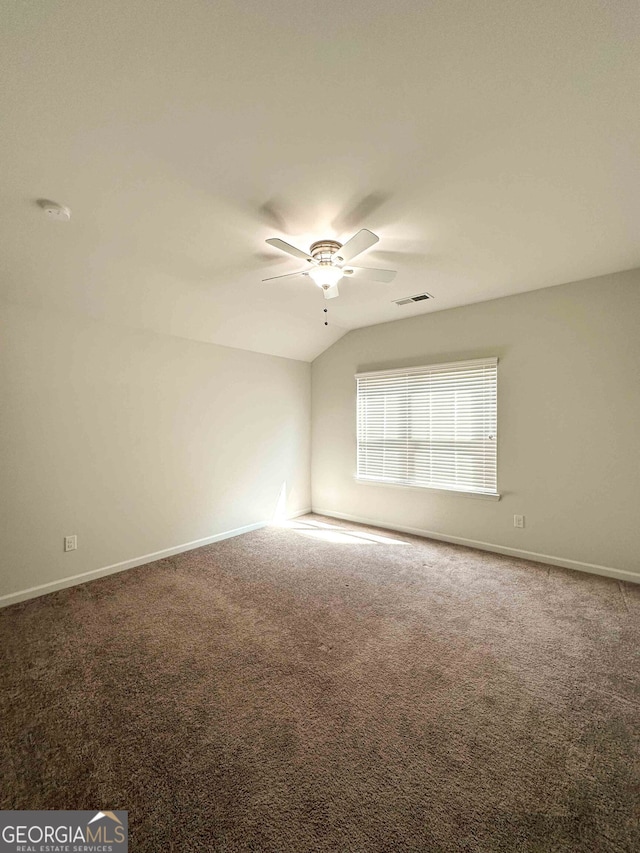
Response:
[1,514,638,852]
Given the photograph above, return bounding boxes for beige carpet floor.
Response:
[1,514,639,852]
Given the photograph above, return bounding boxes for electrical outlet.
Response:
[64,535,77,552]
[513,515,525,529]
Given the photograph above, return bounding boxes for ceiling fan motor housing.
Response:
[309,239,343,264]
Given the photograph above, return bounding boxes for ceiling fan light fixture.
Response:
[309,265,343,288]
[263,229,395,294]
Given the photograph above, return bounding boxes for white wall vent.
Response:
[393,292,433,306]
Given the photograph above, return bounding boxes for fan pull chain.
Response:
[324,308,328,326]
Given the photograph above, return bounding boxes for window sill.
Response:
[354,476,501,501]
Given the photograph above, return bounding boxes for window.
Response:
[356,357,498,498]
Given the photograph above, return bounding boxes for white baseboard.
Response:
[0,508,312,609]
[312,508,640,585]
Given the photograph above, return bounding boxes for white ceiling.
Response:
[1,0,639,361]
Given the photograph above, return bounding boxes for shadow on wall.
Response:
[272,481,289,523]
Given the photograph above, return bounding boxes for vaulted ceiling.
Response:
[1,0,639,361]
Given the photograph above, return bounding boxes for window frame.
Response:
[355,357,500,500]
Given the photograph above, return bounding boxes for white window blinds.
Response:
[356,357,498,497]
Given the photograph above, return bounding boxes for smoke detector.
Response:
[38,199,71,222]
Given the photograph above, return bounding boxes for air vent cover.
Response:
[394,292,433,306]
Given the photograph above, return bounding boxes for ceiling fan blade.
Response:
[265,238,314,262]
[323,284,340,299]
[262,269,310,282]
[343,265,396,283]
[333,228,379,263]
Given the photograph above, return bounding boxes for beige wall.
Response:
[311,268,640,581]
[3,268,638,602]
[0,303,311,602]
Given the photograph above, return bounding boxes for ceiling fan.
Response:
[262,229,396,299]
